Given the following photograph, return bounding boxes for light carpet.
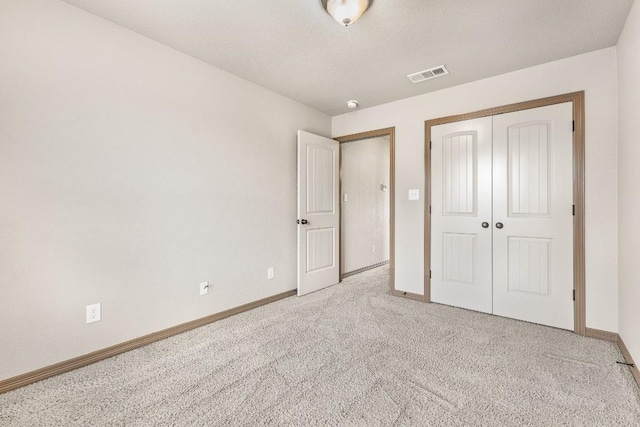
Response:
[1,266,639,426]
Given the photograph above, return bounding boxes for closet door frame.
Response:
[424,91,586,335]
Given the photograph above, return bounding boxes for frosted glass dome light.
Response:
[321,0,371,27]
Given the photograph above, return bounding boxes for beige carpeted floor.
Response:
[1,266,639,426]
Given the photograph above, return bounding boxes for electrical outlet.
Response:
[200,281,209,296]
[371,245,375,253]
[86,303,101,324]
[267,267,275,280]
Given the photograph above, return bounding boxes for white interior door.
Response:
[430,102,574,330]
[297,130,340,296]
[431,117,493,313]
[492,103,574,330]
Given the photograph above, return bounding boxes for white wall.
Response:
[333,48,619,332]
[617,0,640,366]
[0,0,330,381]
[341,136,390,273]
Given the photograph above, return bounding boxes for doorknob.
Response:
[297,219,308,225]
[496,222,504,229]
[482,222,489,228]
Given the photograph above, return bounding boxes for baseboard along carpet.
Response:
[1,266,639,425]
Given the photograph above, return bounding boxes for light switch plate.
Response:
[408,189,420,200]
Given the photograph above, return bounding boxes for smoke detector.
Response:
[347,100,359,109]
[407,65,449,84]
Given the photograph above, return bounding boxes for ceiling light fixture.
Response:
[347,100,359,109]
[321,0,372,27]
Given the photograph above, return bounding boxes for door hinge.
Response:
[572,205,575,216]
[572,120,575,132]
[429,205,432,214]
[429,270,432,278]
[573,289,576,301]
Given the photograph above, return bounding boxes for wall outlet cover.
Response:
[408,189,420,200]
[86,303,101,324]
[267,267,275,280]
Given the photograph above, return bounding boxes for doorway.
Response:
[334,128,395,292]
[425,92,586,334]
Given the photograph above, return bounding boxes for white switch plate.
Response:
[267,267,275,280]
[343,193,348,202]
[200,281,209,296]
[408,189,420,200]
[86,303,101,324]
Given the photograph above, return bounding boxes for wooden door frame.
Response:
[424,91,586,335]
[334,127,395,292]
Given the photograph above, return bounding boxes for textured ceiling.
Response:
[59,0,634,116]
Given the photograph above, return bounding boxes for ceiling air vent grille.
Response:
[408,65,449,84]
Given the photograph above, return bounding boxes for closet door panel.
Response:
[431,118,493,314]
[492,102,574,330]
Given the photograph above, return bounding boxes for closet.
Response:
[430,102,574,330]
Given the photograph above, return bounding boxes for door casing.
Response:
[424,92,586,335]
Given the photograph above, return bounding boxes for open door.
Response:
[297,130,340,296]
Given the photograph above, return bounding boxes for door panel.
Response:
[443,232,476,284]
[507,237,551,294]
[431,118,493,313]
[306,144,335,214]
[306,227,335,272]
[492,102,573,330]
[297,130,340,296]
[507,122,551,216]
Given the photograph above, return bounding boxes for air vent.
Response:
[407,65,449,84]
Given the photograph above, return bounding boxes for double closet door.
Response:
[430,102,574,330]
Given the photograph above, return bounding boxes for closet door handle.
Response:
[496,222,504,229]
[482,222,489,228]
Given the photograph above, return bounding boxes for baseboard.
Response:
[585,327,618,342]
[584,328,639,388]
[617,335,640,388]
[0,289,296,395]
[389,289,426,302]
[341,260,389,279]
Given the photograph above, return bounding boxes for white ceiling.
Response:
[60,0,634,116]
